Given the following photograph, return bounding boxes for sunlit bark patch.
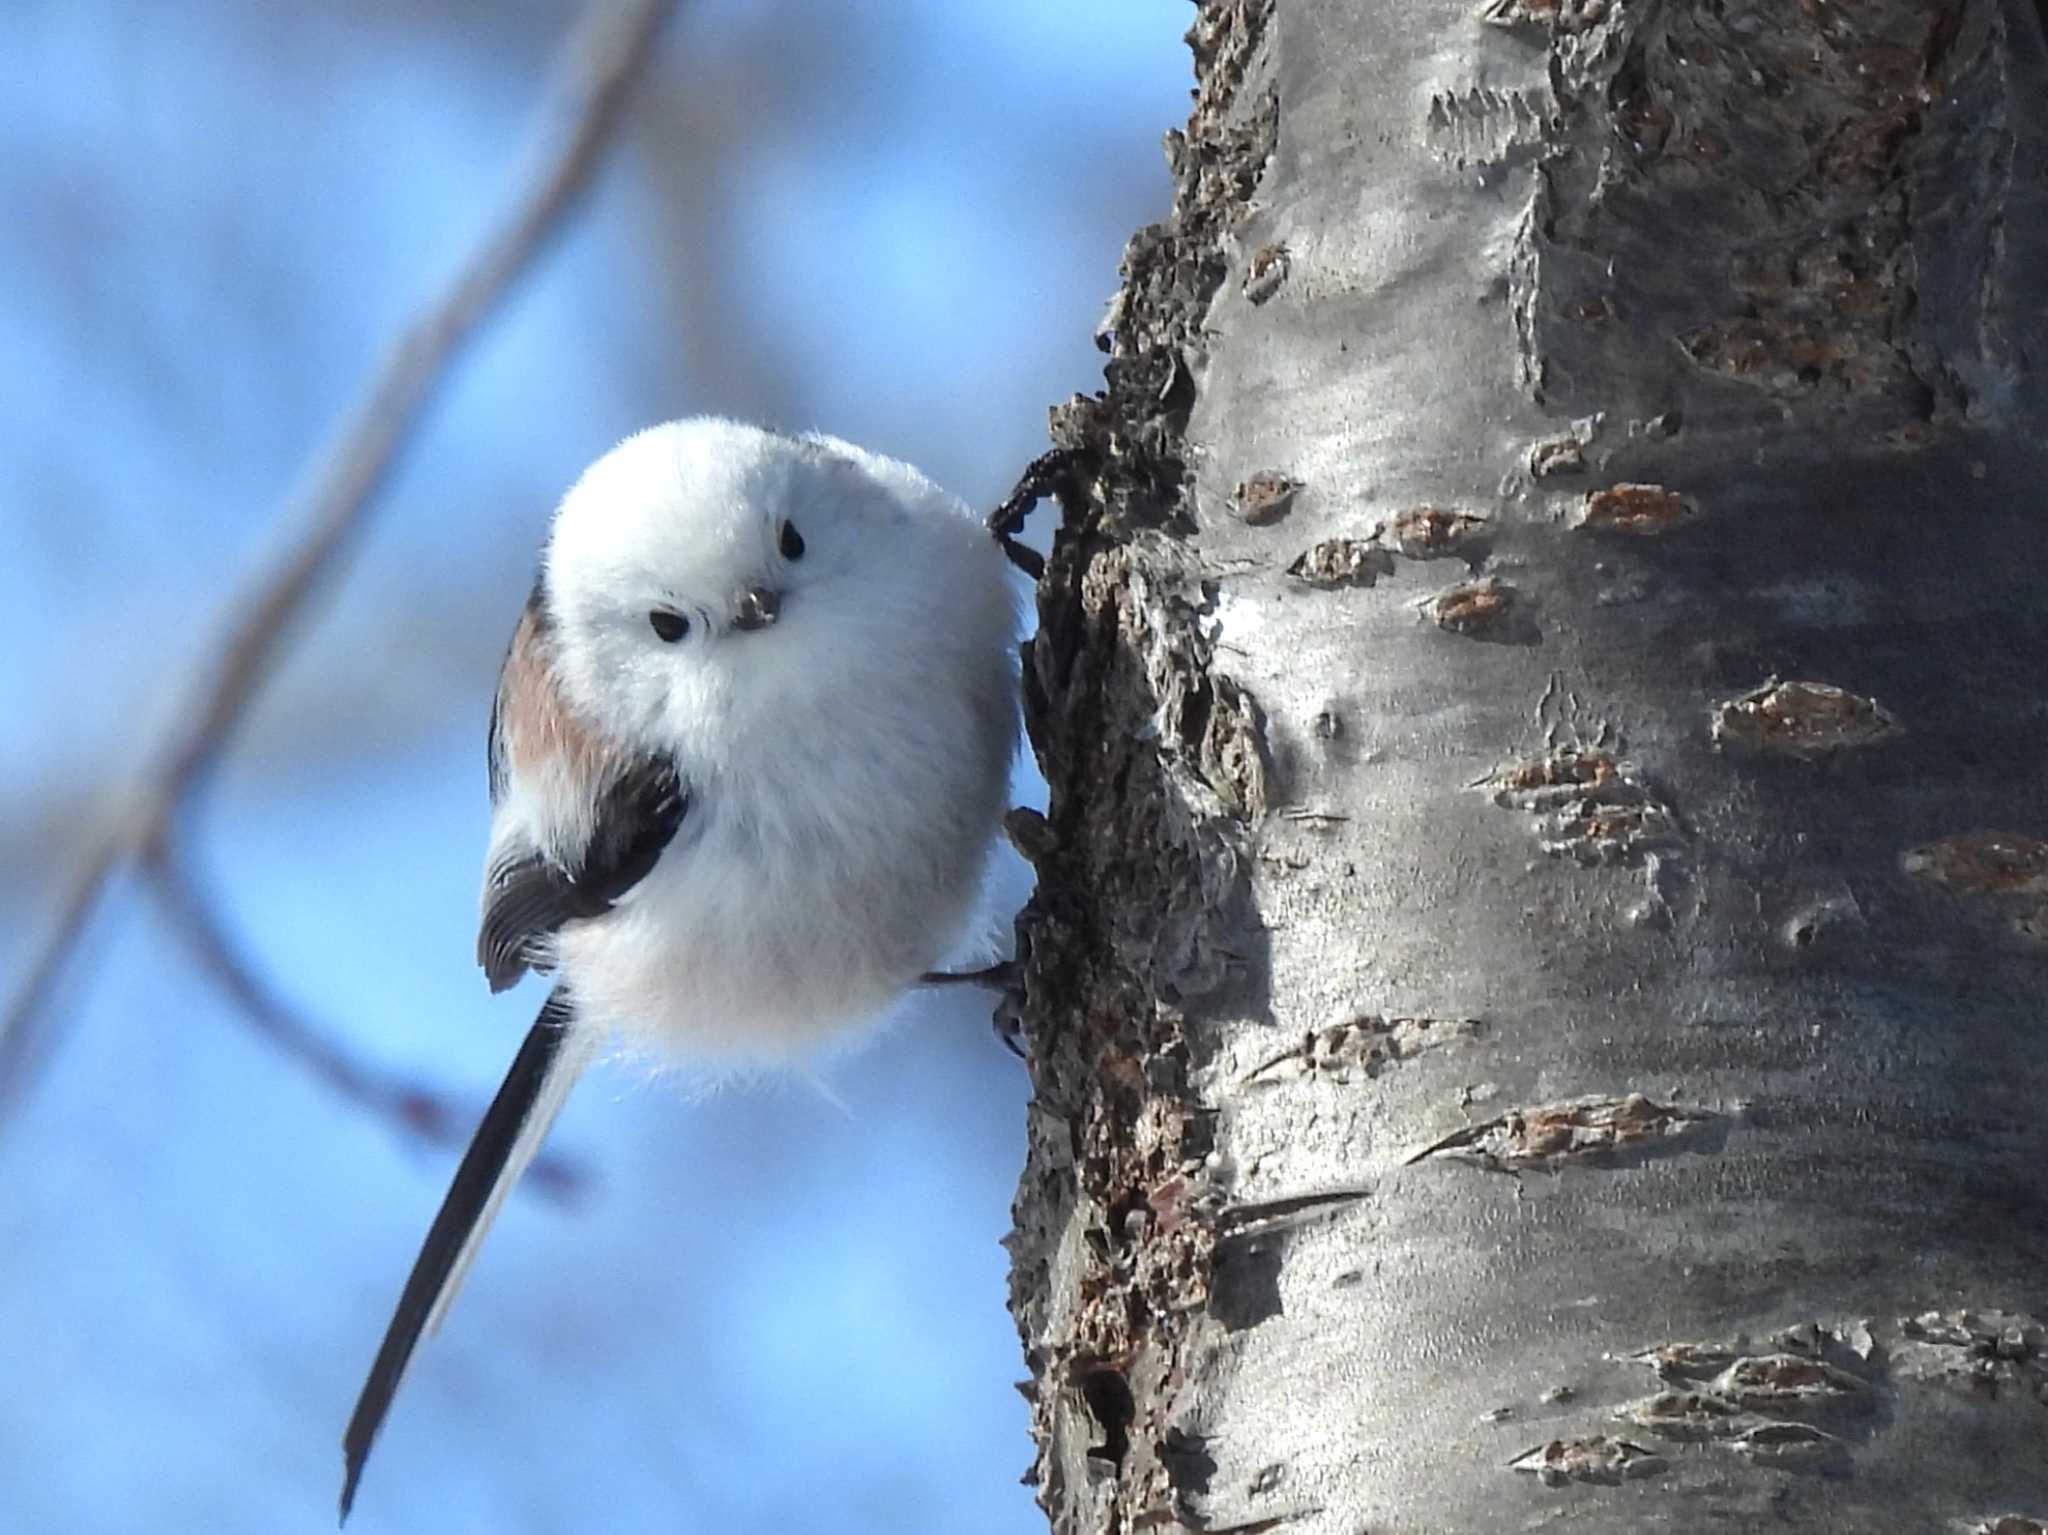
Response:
[1490,746,1619,796]
[1616,1389,1754,1442]
[1241,1014,1485,1085]
[1484,747,1682,869]
[1540,801,1681,865]
[1508,1434,1666,1486]
[1630,1339,1743,1377]
[1893,1308,2048,1403]
[1724,1421,1846,1468]
[1902,832,2048,945]
[1231,469,1300,525]
[1605,1408,1848,1470]
[1288,506,1494,588]
[1476,0,1612,34]
[1430,577,1537,643]
[1287,537,1393,589]
[1528,435,1585,477]
[1407,1092,1717,1169]
[1902,832,2048,895]
[1425,82,1547,170]
[1573,481,1692,535]
[1381,503,1490,560]
[1711,678,1902,756]
[1614,1324,1878,1474]
[1240,241,1288,304]
[1711,1353,1870,1414]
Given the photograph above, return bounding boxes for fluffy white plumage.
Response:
[343,418,1021,1520]
[535,417,1021,1057]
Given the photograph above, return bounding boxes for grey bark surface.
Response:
[1005,1,2048,1531]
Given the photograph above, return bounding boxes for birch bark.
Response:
[1007,1,2048,1530]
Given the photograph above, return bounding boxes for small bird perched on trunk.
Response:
[340,418,1021,1519]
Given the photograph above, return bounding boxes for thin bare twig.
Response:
[142,845,581,1199]
[0,0,675,1123]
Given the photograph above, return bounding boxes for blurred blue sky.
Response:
[0,4,1189,1530]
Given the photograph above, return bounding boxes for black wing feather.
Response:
[477,859,587,992]
[581,759,689,905]
[477,758,689,992]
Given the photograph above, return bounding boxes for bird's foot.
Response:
[985,447,1086,582]
[919,961,1018,990]
[920,961,1026,1058]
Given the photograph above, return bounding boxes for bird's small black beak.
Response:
[733,587,781,631]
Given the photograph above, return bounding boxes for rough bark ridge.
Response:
[1004,4,1278,1529]
[1012,0,2048,1531]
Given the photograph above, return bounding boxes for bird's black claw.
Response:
[998,535,1046,581]
[919,962,1027,1059]
[984,447,1083,582]
[991,1003,1026,1060]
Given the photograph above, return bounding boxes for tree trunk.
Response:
[1006,1,2048,1531]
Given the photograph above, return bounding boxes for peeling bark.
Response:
[1007,1,2048,1531]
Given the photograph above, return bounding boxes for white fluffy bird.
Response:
[341,419,1021,1517]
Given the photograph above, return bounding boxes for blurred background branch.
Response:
[141,840,582,1199]
[0,0,673,1133]
[0,5,1185,1525]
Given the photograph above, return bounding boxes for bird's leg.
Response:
[919,961,1026,1058]
[996,535,1044,580]
[918,960,1018,990]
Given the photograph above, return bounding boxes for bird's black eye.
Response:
[648,610,689,643]
[779,520,805,561]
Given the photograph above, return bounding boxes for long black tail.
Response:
[340,989,590,1522]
